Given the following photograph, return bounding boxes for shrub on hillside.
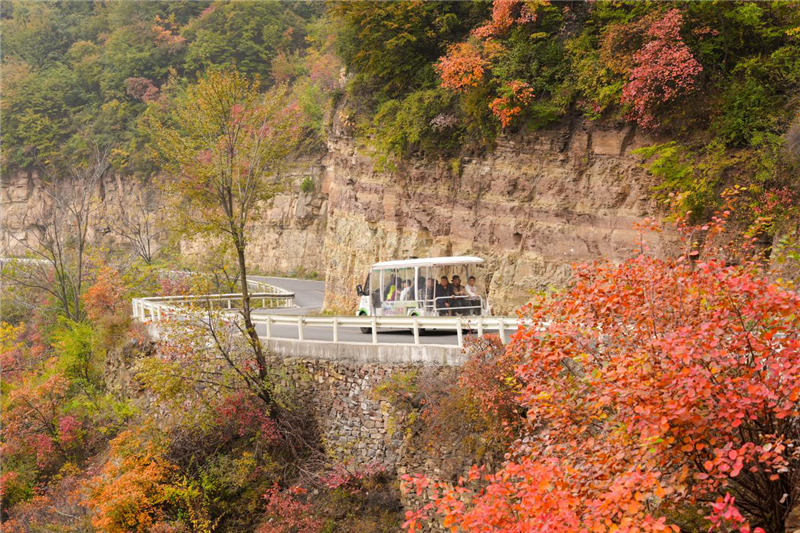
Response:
[405,252,800,533]
[621,9,703,130]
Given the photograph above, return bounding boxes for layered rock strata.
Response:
[320,119,676,314]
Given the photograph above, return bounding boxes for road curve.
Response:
[249,275,466,346]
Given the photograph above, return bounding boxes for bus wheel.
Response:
[359,314,371,334]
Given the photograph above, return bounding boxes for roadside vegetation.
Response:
[2,1,800,532]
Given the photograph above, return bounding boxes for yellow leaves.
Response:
[0,322,24,355]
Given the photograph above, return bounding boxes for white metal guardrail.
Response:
[132,291,296,321]
[252,314,522,347]
[132,292,523,348]
[1,257,522,349]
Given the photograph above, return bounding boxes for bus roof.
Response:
[371,256,484,269]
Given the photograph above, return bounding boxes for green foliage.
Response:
[1,1,329,175]
[635,140,742,221]
[331,1,488,99]
[331,1,800,158]
[713,76,778,147]
[182,2,319,79]
[51,318,99,387]
[566,30,625,120]
[300,176,315,194]
[371,88,462,157]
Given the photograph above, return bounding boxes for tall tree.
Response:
[151,69,302,406]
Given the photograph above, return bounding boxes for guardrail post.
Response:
[266,316,272,339]
[413,317,420,345]
[477,318,484,337]
[261,297,266,309]
[227,299,232,309]
[333,319,339,343]
[371,316,378,345]
[499,320,507,344]
[456,319,464,348]
[298,317,304,341]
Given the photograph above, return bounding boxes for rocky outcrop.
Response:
[1,156,330,277]
[320,117,677,314]
[2,118,677,314]
[1,170,147,254]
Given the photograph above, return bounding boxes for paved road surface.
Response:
[249,276,494,346]
[251,276,325,314]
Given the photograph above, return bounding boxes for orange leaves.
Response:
[406,253,800,533]
[489,80,535,127]
[434,0,547,127]
[87,431,178,533]
[82,266,126,322]
[436,41,488,92]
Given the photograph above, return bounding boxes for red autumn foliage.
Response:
[621,9,703,130]
[320,460,386,494]
[473,0,542,38]
[437,0,547,127]
[157,272,195,296]
[57,415,84,450]
[3,370,70,470]
[457,335,523,435]
[259,484,323,533]
[87,431,178,533]
[152,15,186,52]
[404,252,800,533]
[126,77,160,103]
[3,474,90,532]
[213,391,281,444]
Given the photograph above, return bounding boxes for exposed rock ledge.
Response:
[319,118,677,314]
[1,118,677,315]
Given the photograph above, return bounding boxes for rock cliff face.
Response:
[320,117,676,314]
[2,119,676,314]
[179,155,330,277]
[1,170,149,254]
[1,157,329,277]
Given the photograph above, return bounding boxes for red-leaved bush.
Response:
[213,391,281,444]
[489,80,534,127]
[320,460,386,494]
[404,254,800,533]
[472,0,540,39]
[621,9,703,130]
[259,484,323,533]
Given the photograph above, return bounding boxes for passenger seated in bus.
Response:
[384,275,398,301]
[435,276,454,315]
[424,278,436,310]
[451,275,468,315]
[465,275,481,315]
[399,279,414,301]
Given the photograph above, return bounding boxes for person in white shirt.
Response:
[399,279,414,301]
[465,276,481,315]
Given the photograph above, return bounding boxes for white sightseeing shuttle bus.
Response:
[355,256,490,331]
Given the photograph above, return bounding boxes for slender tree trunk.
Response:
[233,233,272,407]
